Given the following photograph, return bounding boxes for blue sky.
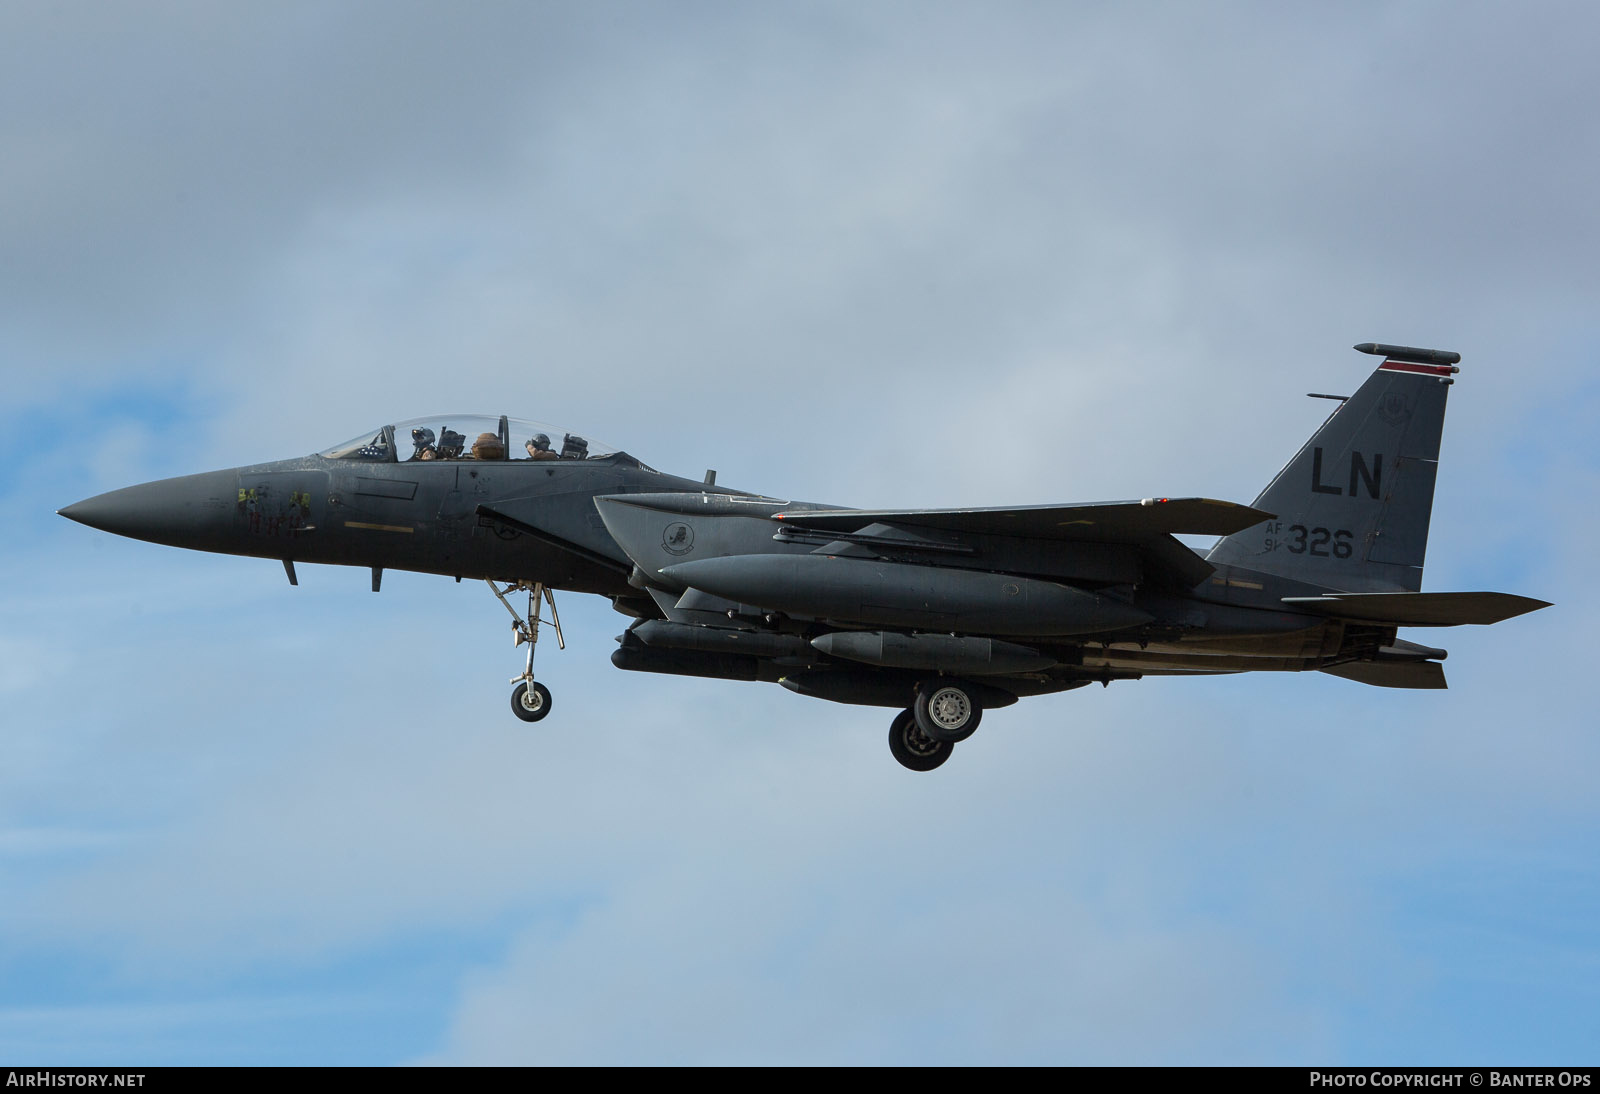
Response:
[2,0,1596,1065]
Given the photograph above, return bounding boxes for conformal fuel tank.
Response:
[660,554,1151,637]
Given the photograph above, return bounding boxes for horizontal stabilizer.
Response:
[773,497,1273,541]
[1321,660,1448,689]
[1283,591,1550,627]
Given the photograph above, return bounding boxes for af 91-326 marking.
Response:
[1264,523,1354,558]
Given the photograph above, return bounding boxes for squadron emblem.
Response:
[662,521,695,555]
[1379,391,1411,425]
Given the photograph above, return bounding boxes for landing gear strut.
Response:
[487,579,564,723]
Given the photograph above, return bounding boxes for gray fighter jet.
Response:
[61,344,1548,771]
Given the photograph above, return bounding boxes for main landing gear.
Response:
[487,580,564,723]
[887,681,984,772]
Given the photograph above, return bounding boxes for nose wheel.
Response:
[488,579,564,723]
[511,680,553,722]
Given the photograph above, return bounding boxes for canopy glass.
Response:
[321,415,633,464]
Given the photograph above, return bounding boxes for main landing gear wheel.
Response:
[511,681,552,722]
[913,682,982,743]
[889,708,953,772]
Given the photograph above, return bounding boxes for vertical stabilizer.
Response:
[1206,343,1458,592]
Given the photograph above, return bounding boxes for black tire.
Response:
[913,682,981,743]
[888,707,952,772]
[511,681,552,722]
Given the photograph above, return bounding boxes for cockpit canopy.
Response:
[322,415,645,466]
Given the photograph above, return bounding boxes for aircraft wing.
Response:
[1281,591,1551,627]
[771,497,1273,541]
[769,497,1270,590]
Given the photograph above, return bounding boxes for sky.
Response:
[2,0,1596,1065]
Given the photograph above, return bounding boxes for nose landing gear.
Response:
[487,579,564,723]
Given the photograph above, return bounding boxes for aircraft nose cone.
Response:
[56,499,99,527]
[59,471,237,549]
[58,491,147,535]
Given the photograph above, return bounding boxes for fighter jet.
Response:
[60,344,1548,771]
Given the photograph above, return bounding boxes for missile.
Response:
[660,554,1151,637]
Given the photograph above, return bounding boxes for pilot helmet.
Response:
[472,432,505,460]
[411,426,436,447]
[528,433,551,452]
